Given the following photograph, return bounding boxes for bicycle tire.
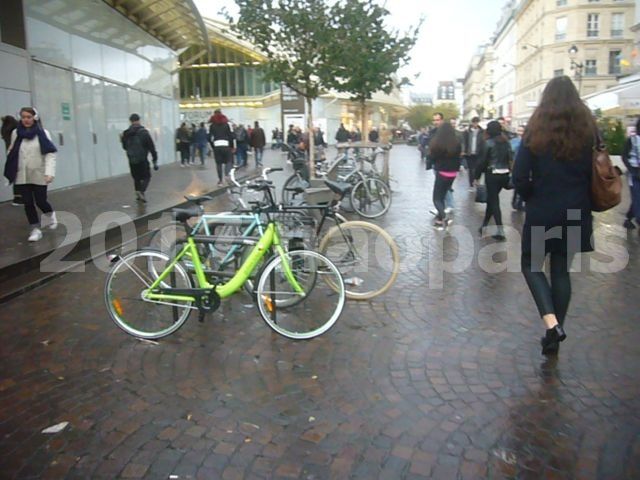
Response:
[105,249,194,339]
[350,178,392,218]
[281,173,309,205]
[255,250,344,340]
[318,220,399,300]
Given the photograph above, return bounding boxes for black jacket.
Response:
[475,137,512,179]
[121,125,157,164]
[209,120,234,149]
[513,143,594,254]
[462,127,484,156]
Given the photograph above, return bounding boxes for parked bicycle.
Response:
[105,179,346,340]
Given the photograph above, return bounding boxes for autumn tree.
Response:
[325,0,420,139]
[228,0,333,165]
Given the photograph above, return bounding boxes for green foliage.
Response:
[324,0,420,104]
[597,117,626,155]
[228,0,332,100]
[405,104,460,130]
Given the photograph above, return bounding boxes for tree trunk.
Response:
[360,99,367,143]
[307,96,315,177]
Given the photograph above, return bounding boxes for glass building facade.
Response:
[179,45,278,100]
[0,0,187,200]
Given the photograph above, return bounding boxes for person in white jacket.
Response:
[5,107,57,242]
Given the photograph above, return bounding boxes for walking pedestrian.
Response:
[234,124,249,168]
[510,125,526,211]
[462,117,484,190]
[1,114,22,205]
[368,127,379,143]
[209,109,235,187]
[621,117,640,234]
[428,122,462,229]
[513,76,597,355]
[175,122,191,167]
[250,121,266,167]
[194,122,208,166]
[4,107,58,242]
[121,113,158,203]
[474,120,512,240]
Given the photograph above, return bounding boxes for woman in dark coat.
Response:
[513,76,595,356]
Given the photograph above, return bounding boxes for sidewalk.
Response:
[0,149,290,301]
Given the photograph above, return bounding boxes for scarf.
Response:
[4,123,57,184]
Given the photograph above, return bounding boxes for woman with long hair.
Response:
[474,120,513,240]
[513,76,596,355]
[4,107,57,242]
[429,122,461,229]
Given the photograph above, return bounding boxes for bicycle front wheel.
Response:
[256,250,345,340]
[105,250,194,339]
[350,178,392,218]
[319,221,399,300]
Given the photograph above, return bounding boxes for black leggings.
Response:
[482,172,509,227]
[213,147,232,181]
[16,184,53,226]
[521,251,575,325]
[432,173,454,220]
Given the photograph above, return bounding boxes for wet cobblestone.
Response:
[1,146,639,479]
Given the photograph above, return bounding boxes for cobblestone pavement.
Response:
[1,145,639,479]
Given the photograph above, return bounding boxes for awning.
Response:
[103,0,208,51]
[584,76,640,116]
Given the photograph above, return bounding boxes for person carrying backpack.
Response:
[121,113,158,203]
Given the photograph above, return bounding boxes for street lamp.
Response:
[568,44,584,95]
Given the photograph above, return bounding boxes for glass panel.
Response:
[71,35,103,77]
[103,82,130,177]
[25,17,72,66]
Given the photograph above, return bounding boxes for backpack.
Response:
[125,129,147,163]
[236,128,247,143]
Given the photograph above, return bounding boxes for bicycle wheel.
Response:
[105,250,194,339]
[350,178,392,218]
[319,220,399,300]
[281,173,309,205]
[255,250,345,340]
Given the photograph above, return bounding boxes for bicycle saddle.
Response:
[184,194,213,205]
[324,180,352,196]
[172,206,202,223]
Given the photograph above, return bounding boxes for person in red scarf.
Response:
[208,109,235,186]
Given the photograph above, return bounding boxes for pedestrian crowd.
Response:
[420,75,627,356]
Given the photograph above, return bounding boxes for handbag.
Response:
[475,184,487,203]
[591,134,622,212]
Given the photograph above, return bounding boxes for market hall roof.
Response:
[102,0,208,50]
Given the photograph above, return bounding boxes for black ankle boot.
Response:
[540,324,566,355]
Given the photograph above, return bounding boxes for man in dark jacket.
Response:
[462,117,485,189]
[234,124,249,168]
[250,121,266,167]
[121,113,157,203]
[209,109,235,186]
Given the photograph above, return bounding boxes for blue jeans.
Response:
[254,147,264,166]
[236,144,248,167]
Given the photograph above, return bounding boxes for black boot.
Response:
[540,324,567,355]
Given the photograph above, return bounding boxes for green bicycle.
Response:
[104,181,346,340]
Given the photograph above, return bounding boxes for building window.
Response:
[554,69,564,77]
[556,17,567,41]
[585,59,597,76]
[587,13,599,37]
[609,50,621,74]
[611,13,624,38]
[556,0,566,5]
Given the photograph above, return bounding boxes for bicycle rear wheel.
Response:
[350,178,392,218]
[105,250,194,339]
[256,250,345,340]
[281,173,309,205]
[319,220,399,300]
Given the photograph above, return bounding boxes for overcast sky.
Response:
[194,0,506,95]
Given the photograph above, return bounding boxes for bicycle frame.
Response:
[143,222,305,304]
